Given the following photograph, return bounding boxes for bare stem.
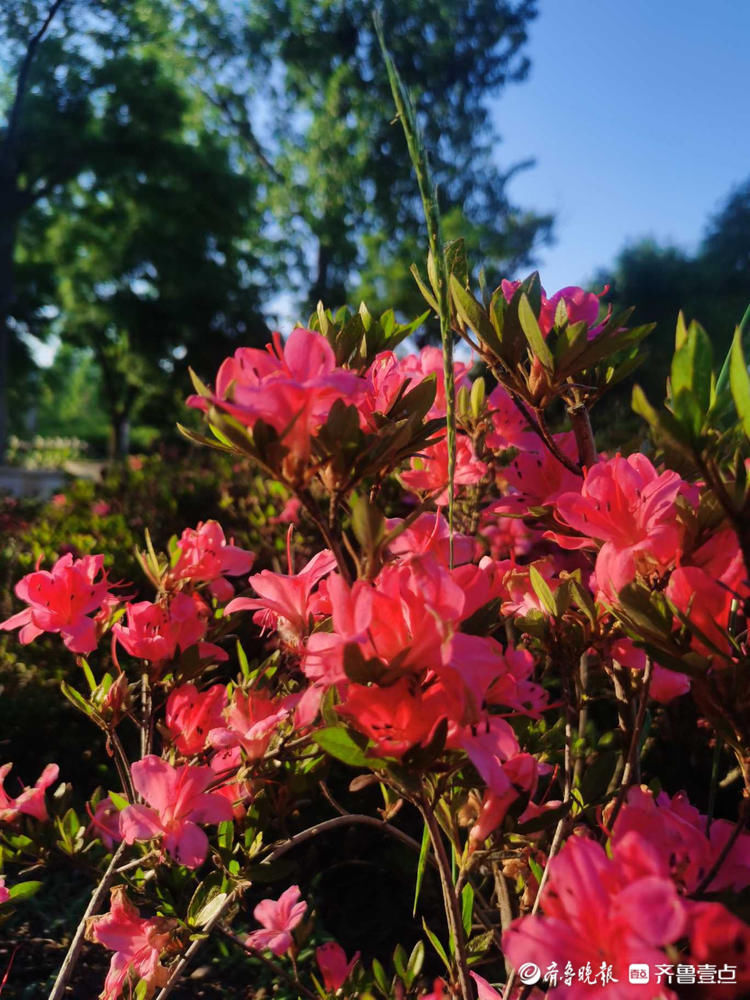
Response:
[567,401,598,470]
[264,812,424,865]
[607,657,653,833]
[417,796,474,1000]
[218,928,317,1000]
[154,891,240,1000]
[48,841,128,1000]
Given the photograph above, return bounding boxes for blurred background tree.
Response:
[596,178,750,413]
[1,0,552,458]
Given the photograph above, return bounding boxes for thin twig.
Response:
[607,657,653,834]
[218,928,317,999]
[48,841,128,1000]
[417,797,474,1000]
[264,813,424,865]
[375,14,457,567]
[154,891,240,1000]
[695,803,748,896]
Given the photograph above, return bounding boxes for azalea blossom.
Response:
[165,683,228,756]
[85,885,175,1000]
[554,453,695,599]
[0,876,8,905]
[315,941,360,992]
[0,761,59,822]
[0,552,112,653]
[246,884,307,956]
[119,756,233,868]
[170,520,255,597]
[113,592,226,665]
[226,549,337,648]
[187,327,363,466]
[503,834,687,998]
[209,687,289,760]
[88,795,123,849]
[501,279,609,339]
[400,431,487,505]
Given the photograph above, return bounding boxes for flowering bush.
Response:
[2,273,750,1000]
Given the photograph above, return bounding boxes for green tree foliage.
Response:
[596,178,750,409]
[2,1,270,457]
[2,0,552,457]
[174,0,554,312]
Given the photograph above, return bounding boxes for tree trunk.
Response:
[0,209,18,463]
[108,411,130,460]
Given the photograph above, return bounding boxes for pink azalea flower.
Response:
[226,549,337,648]
[503,835,687,999]
[539,285,609,339]
[165,683,228,756]
[119,756,233,868]
[394,346,472,420]
[667,565,738,658]
[170,520,255,587]
[303,561,456,692]
[113,592,226,665]
[485,384,538,453]
[612,786,750,894]
[315,941,360,991]
[209,688,289,761]
[610,637,690,704]
[688,902,750,996]
[246,885,307,956]
[0,762,59,822]
[0,552,112,654]
[336,676,461,758]
[400,431,487,505]
[501,279,609,339]
[554,453,695,599]
[187,328,364,464]
[0,875,8,905]
[88,795,123,849]
[85,885,175,1000]
[470,971,504,999]
[385,511,476,566]
[492,432,580,514]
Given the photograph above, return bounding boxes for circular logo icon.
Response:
[518,962,542,985]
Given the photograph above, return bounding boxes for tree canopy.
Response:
[1,0,553,456]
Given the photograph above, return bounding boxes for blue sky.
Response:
[492,0,750,290]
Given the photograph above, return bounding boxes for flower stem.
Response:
[48,841,128,1000]
[417,795,474,1000]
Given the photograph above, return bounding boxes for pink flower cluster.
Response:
[504,787,750,999]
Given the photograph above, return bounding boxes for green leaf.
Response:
[450,275,500,351]
[715,302,750,417]
[518,293,554,371]
[422,918,451,971]
[410,264,439,312]
[187,874,228,928]
[405,940,425,988]
[671,319,712,416]
[460,883,474,938]
[393,943,408,983]
[8,881,43,902]
[412,821,431,916]
[312,727,384,769]
[528,856,544,885]
[372,958,390,996]
[528,565,557,617]
[730,326,750,436]
[108,790,129,811]
[350,494,385,554]
[445,238,468,288]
